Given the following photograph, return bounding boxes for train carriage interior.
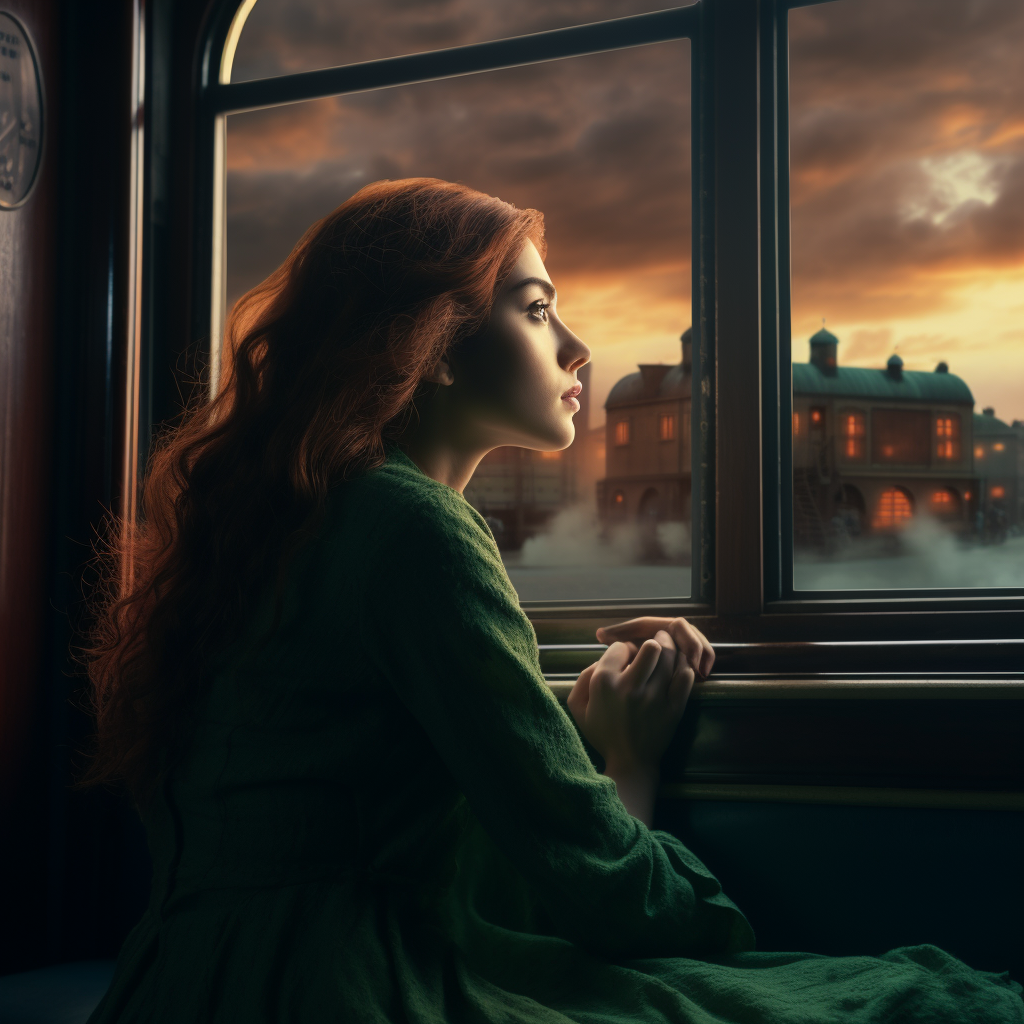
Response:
[1,0,1021,1020]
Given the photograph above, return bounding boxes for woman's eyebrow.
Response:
[509,276,556,300]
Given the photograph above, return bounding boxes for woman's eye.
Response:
[529,301,550,322]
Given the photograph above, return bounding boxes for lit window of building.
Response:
[872,486,914,530]
[935,415,961,461]
[614,420,630,446]
[810,407,824,427]
[991,485,1006,499]
[841,410,866,461]
[658,414,676,441]
[975,445,985,458]
[793,411,800,436]
[613,490,625,506]
[930,488,959,515]
[993,442,1005,452]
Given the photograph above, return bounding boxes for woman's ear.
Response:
[423,358,454,386]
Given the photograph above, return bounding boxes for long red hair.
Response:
[82,178,545,806]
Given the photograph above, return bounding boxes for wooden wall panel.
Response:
[0,0,60,807]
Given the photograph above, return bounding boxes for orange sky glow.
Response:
[226,0,1023,428]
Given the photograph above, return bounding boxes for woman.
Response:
[84,178,1021,1023]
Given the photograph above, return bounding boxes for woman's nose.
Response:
[558,322,590,372]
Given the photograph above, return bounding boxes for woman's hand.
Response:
[595,616,715,680]
[567,631,694,777]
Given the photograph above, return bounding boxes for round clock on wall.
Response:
[0,11,43,209]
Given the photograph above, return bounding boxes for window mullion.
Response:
[711,0,764,616]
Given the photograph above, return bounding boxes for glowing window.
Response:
[810,407,824,427]
[872,487,914,530]
[793,412,801,436]
[991,485,1006,499]
[964,491,972,501]
[841,410,866,461]
[993,442,1005,452]
[613,490,625,505]
[930,488,959,515]
[614,420,630,446]
[975,446,985,458]
[658,414,676,441]
[935,415,961,461]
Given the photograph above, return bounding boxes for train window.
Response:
[787,0,1024,593]
[201,0,1023,651]
[222,7,694,604]
[229,0,695,83]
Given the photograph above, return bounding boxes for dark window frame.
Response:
[162,0,1023,679]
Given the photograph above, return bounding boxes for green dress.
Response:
[88,446,1022,1024]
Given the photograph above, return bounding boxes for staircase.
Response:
[794,468,827,547]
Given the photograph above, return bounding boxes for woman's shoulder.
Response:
[331,446,501,567]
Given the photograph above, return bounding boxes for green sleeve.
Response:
[359,485,754,960]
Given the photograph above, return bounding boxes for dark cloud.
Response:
[226,40,691,308]
[788,0,1024,321]
[225,0,1023,421]
[231,0,693,82]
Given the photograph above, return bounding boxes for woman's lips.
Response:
[561,381,582,411]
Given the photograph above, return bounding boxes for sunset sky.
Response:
[227,0,1023,427]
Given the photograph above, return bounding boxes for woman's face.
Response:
[447,240,591,452]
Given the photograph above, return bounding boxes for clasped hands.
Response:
[566,616,714,779]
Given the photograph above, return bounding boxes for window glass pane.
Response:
[788,0,1024,590]
[227,40,693,601]
[230,0,694,83]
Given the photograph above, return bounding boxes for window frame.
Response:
[177,0,1023,677]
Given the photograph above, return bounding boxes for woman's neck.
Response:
[396,434,489,494]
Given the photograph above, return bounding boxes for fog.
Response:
[795,516,1024,591]
[498,509,1021,602]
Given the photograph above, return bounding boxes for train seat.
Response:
[0,960,114,1024]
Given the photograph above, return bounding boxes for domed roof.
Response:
[606,363,690,408]
[887,353,904,369]
[810,327,839,346]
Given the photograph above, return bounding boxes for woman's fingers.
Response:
[567,662,597,718]
[597,616,715,679]
[619,639,663,693]
[643,630,676,700]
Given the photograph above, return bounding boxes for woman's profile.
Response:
[82,178,1022,1022]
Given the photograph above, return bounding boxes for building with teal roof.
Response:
[793,326,979,542]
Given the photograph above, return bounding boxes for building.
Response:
[973,408,1024,533]
[793,328,983,544]
[597,329,693,527]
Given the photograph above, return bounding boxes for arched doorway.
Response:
[637,488,662,560]
[834,484,865,538]
[872,486,914,531]
[638,488,662,523]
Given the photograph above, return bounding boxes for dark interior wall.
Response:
[659,799,1024,984]
[0,0,211,975]
[0,0,63,975]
